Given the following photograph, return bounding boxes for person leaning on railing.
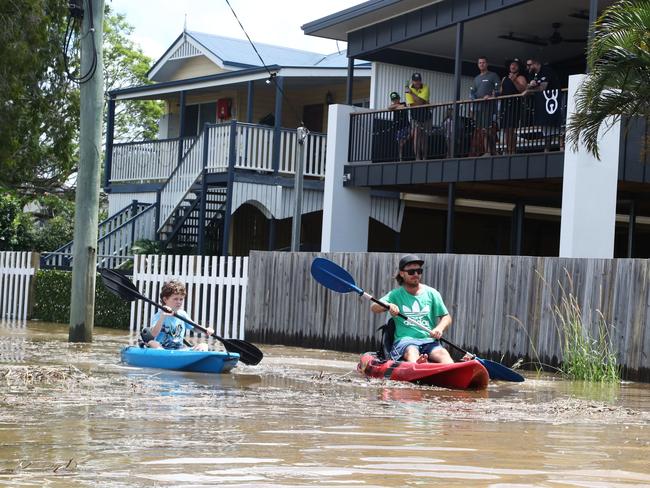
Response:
[405,72,431,161]
[470,56,501,157]
[388,91,410,161]
[500,58,528,155]
[524,58,562,152]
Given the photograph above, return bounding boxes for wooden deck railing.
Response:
[110,122,327,184]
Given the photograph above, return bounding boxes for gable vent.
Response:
[169,40,202,60]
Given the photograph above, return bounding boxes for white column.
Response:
[321,104,371,252]
[559,74,621,258]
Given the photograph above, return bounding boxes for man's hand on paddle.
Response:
[386,303,400,317]
[429,324,445,339]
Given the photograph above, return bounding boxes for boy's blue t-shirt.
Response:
[151,310,194,349]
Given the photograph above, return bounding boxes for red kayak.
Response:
[358,352,489,390]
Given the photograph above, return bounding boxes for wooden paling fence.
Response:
[246,252,650,381]
[130,254,248,343]
[0,252,38,321]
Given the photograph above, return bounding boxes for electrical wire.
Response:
[223,0,304,126]
[63,0,98,84]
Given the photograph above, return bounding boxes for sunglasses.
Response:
[404,268,423,275]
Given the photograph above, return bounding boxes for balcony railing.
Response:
[349,89,568,163]
[109,122,327,184]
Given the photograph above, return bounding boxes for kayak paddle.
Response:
[100,268,263,366]
[310,257,524,382]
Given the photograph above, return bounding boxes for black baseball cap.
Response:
[411,72,422,81]
[389,91,400,100]
[399,254,424,270]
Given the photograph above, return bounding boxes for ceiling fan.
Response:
[498,23,587,46]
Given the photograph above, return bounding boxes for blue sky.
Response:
[108,0,365,61]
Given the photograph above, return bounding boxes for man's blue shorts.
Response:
[390,338,443,361]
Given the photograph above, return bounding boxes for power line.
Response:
[223,0,303,125]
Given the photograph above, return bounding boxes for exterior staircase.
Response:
[160,186,227,253]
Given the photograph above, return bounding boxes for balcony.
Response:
[108,122,327,185]
[349,90,567,163]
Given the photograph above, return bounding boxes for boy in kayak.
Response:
[370,254,454,364]
[143,280,214,351]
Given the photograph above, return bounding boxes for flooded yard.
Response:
[1,321,649,487]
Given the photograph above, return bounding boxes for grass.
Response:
[511,269,621,383]
[553,283,620,382]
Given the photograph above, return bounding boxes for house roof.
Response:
[148,30,369,81]
[302,0,432,41]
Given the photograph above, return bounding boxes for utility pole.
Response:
[291,126,308,252]
[69,0,105,342]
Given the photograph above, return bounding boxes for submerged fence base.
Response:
[246,251,650,382]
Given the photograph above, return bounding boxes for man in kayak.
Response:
[370,254,454,364]
[143,280,214,351]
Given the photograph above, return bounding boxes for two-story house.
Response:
[44,29,409,267]
[304,0,649,258]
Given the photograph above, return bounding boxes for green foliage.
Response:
[1,2,162,196]
[0,191,75,251]
[553,288,621,382]
[104,7,164,142]
[0,0,78,193]
[566,0,650,158]
[535,271,621,382]
[32,269,130,328]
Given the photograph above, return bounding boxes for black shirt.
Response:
[533,65,560,90]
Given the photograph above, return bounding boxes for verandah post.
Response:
[221,120,237,256]
[197,124,211,254]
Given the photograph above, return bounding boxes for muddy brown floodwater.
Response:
[0,321,649,487]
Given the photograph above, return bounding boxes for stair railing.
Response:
[40,202,157,269]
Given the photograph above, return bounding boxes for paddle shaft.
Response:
[363,293,476,359]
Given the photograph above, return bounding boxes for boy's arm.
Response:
[150,307,173,336]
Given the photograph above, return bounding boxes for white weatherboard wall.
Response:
[322,104,371,252]
[560,74,621,258]
[370,62,473,109]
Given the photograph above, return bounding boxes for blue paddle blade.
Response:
[311,258,363,295]
[477,358,525,382]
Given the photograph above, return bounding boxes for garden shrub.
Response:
[32,269,130,328]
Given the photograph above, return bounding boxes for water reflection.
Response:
[0,320,649,488]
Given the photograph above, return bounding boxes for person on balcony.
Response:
[405,72,431,161]
[388,91,410,161]
[524,58,562,151]
[370,254,454,364]
[500,58,528,154]
[470,56,501,156]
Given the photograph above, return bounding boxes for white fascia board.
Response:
[114,71,275,101]
[280,67,371,78]
[148,33,226,81]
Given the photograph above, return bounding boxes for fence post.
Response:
[27,252,40,319]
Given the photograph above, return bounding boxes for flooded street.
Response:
[1,322,649,487]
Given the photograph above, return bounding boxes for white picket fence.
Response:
[129,254,248,343]
[0,252,37,321]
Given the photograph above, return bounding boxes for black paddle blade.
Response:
[100,270,138,302]
[219,337,263,366]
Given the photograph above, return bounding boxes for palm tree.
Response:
[566,0,650,158]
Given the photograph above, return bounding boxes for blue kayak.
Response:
[121,346,239,374]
